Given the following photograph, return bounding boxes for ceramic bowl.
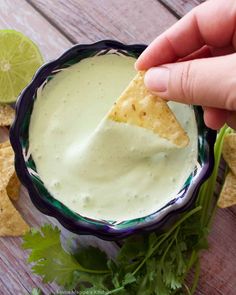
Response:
[10,40,216,240]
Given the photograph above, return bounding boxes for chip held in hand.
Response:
[108,71,189,147]
[0,189,29,236]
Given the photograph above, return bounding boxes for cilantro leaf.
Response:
[22,224,109,288]
[117,235,147,263]
[122,273,136,285]
[71,271,110,291]
[74,246,108,270]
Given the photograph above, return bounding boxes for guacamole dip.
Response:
[29,54,198,221]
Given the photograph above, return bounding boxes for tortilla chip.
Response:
[0,140,11,149]
[7,172,20,201]
[0,140,20,201]
[218,171,236,208]
[108,72,189,147]
[0,141,15,189]
[0,104,15,126]
[0,188,29,236]
[222,133,236,176]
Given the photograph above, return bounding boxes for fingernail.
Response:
[145,67,169,92]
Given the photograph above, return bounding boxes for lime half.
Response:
[0,30,43,103]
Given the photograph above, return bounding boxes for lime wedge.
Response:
[0,30,43,103]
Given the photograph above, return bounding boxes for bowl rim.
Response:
[10,40,217,240]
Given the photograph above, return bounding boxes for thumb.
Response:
[144,53,236,111]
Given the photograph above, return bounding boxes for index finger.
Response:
[136,0,236,70]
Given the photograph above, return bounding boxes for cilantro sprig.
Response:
[23,126,232,294]
[23,225,109,289]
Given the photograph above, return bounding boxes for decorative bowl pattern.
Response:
[10,40,216,240]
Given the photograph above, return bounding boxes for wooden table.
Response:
[0,1,235,294]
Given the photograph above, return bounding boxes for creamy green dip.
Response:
[29,54,198,222]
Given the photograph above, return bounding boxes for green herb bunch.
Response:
[23,126,231,295]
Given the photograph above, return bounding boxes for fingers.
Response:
[226,111,236,130]
[181,45,235,61]
[178,46,212,62]
[210,45,235,57]
[177,45,235,62]
[203,107,228,130]
[136,0,236,70]
[203,107,236,130]
[144,53,236,111]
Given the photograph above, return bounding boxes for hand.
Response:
[135,0,236,130]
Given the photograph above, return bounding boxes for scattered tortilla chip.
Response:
[108,72,189,147]
[222,133,236,176]
[0,104,15,126]
[0,140,11,149]
[218,171,236,208]
[0,188,29,236]
[0,140,20,200]
[7,172,20,201]
[0,140,15,189]
[0,140,25,235]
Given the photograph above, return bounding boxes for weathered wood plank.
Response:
[28,0,177,44]
[0,0,71,60]
[158,0,204,18]
[195,208,236,295]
